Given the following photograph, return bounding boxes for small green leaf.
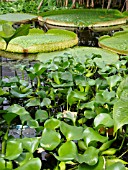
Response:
[83,127,108,146]
[0,158,5,170]
[6,140,23,160]
[76,146,99,165]
[26,98,40,107]
[14,158,41,170]
[106,162,126,170]
[41,98,51,107]
[106,75,122,89]
[7,104,29,116]
[60,121,83,141]
[19,137,40,153]
[2,113,17,125]
[78,156,105,170]
[94,113,114,128]
[15,152,33,166]
[44,118,60,129]
[35,110,48,122]
[10,87,32,98]
[27,120,39,128]
[40,128,61,150]
[55,141,77,161]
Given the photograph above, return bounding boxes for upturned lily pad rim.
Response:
[38,9,128,31]
[99,31,128,55]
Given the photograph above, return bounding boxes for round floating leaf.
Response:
[55,141,77,161]
[44,118,60,130]
[99,31,128,55]
[0,158,5,169]
[94,113,114,128]
[40,128,61,150]
[83,127,108,146]
[0,28,78,53]
[39,9,126,30]
[7,104,29,116]
[27,120,39,128]
[6,140,23,160]
[60,121,83,141]
[113,99,128,133]
[14,158,41,170]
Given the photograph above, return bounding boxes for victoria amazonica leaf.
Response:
[0,28,78,53]
[99,31,128,55]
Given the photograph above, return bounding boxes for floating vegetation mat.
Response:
[0,29,78,53]
[99,31,128,55]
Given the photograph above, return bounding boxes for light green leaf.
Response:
[14,158,41,170]
[27,120,39,128]
[6,140,23,160]
[106,162,126,170]
[78,156,105,170]
[113,99,128,133]
[19,137,40,153]
[40,128,61,150]
[60,121,83,141]
[35,110,48,122]
[83,127,108,146]
[94,113,114,128]
[76,146,99,165]
[0,158,5,170]
[44,118,60,129]
[7,104,29,116]
[41,98,51,107]
[26,98,40,107]
[55,141,77,161]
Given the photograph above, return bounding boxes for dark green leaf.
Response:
[35,110,48,122]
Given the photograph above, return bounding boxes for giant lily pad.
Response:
[38,9,128,32]
[0,13,37,24]
[37,47,119,64]
[99,31,128,55]
[0,28,78,53]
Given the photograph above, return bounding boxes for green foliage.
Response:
[0,53,128,169]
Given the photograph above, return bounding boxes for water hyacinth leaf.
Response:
[20,114,32,124]
[0,97,5,105]
[60,121,83,141]
[76,146,99,165]
[2,23,15,37]
[26,98,40,107]
[117,76,128,101]
[55,141,77,161]
[84,110,96,119]
[78,156,105,170]
[35,110,48,122]
[19,137,40,153]
[0,158,5,169]
[94,113,114,128]
[62,111,77,124]
[106,75,122,89]
[10,87,32,98]
[41,98,51,107]
[83,127,108,146]
[106,162,126,170]
[14,158,41,170]
[113,99,128,133]
[40,128,61,150]
[15,152,33,166]
[99,138,116,152]
[60,71,73,81]
[7,104,29,116]
[27,120,39,128]
[2,112,17,125]
[6,140,23,160]
[44,118,60,129]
